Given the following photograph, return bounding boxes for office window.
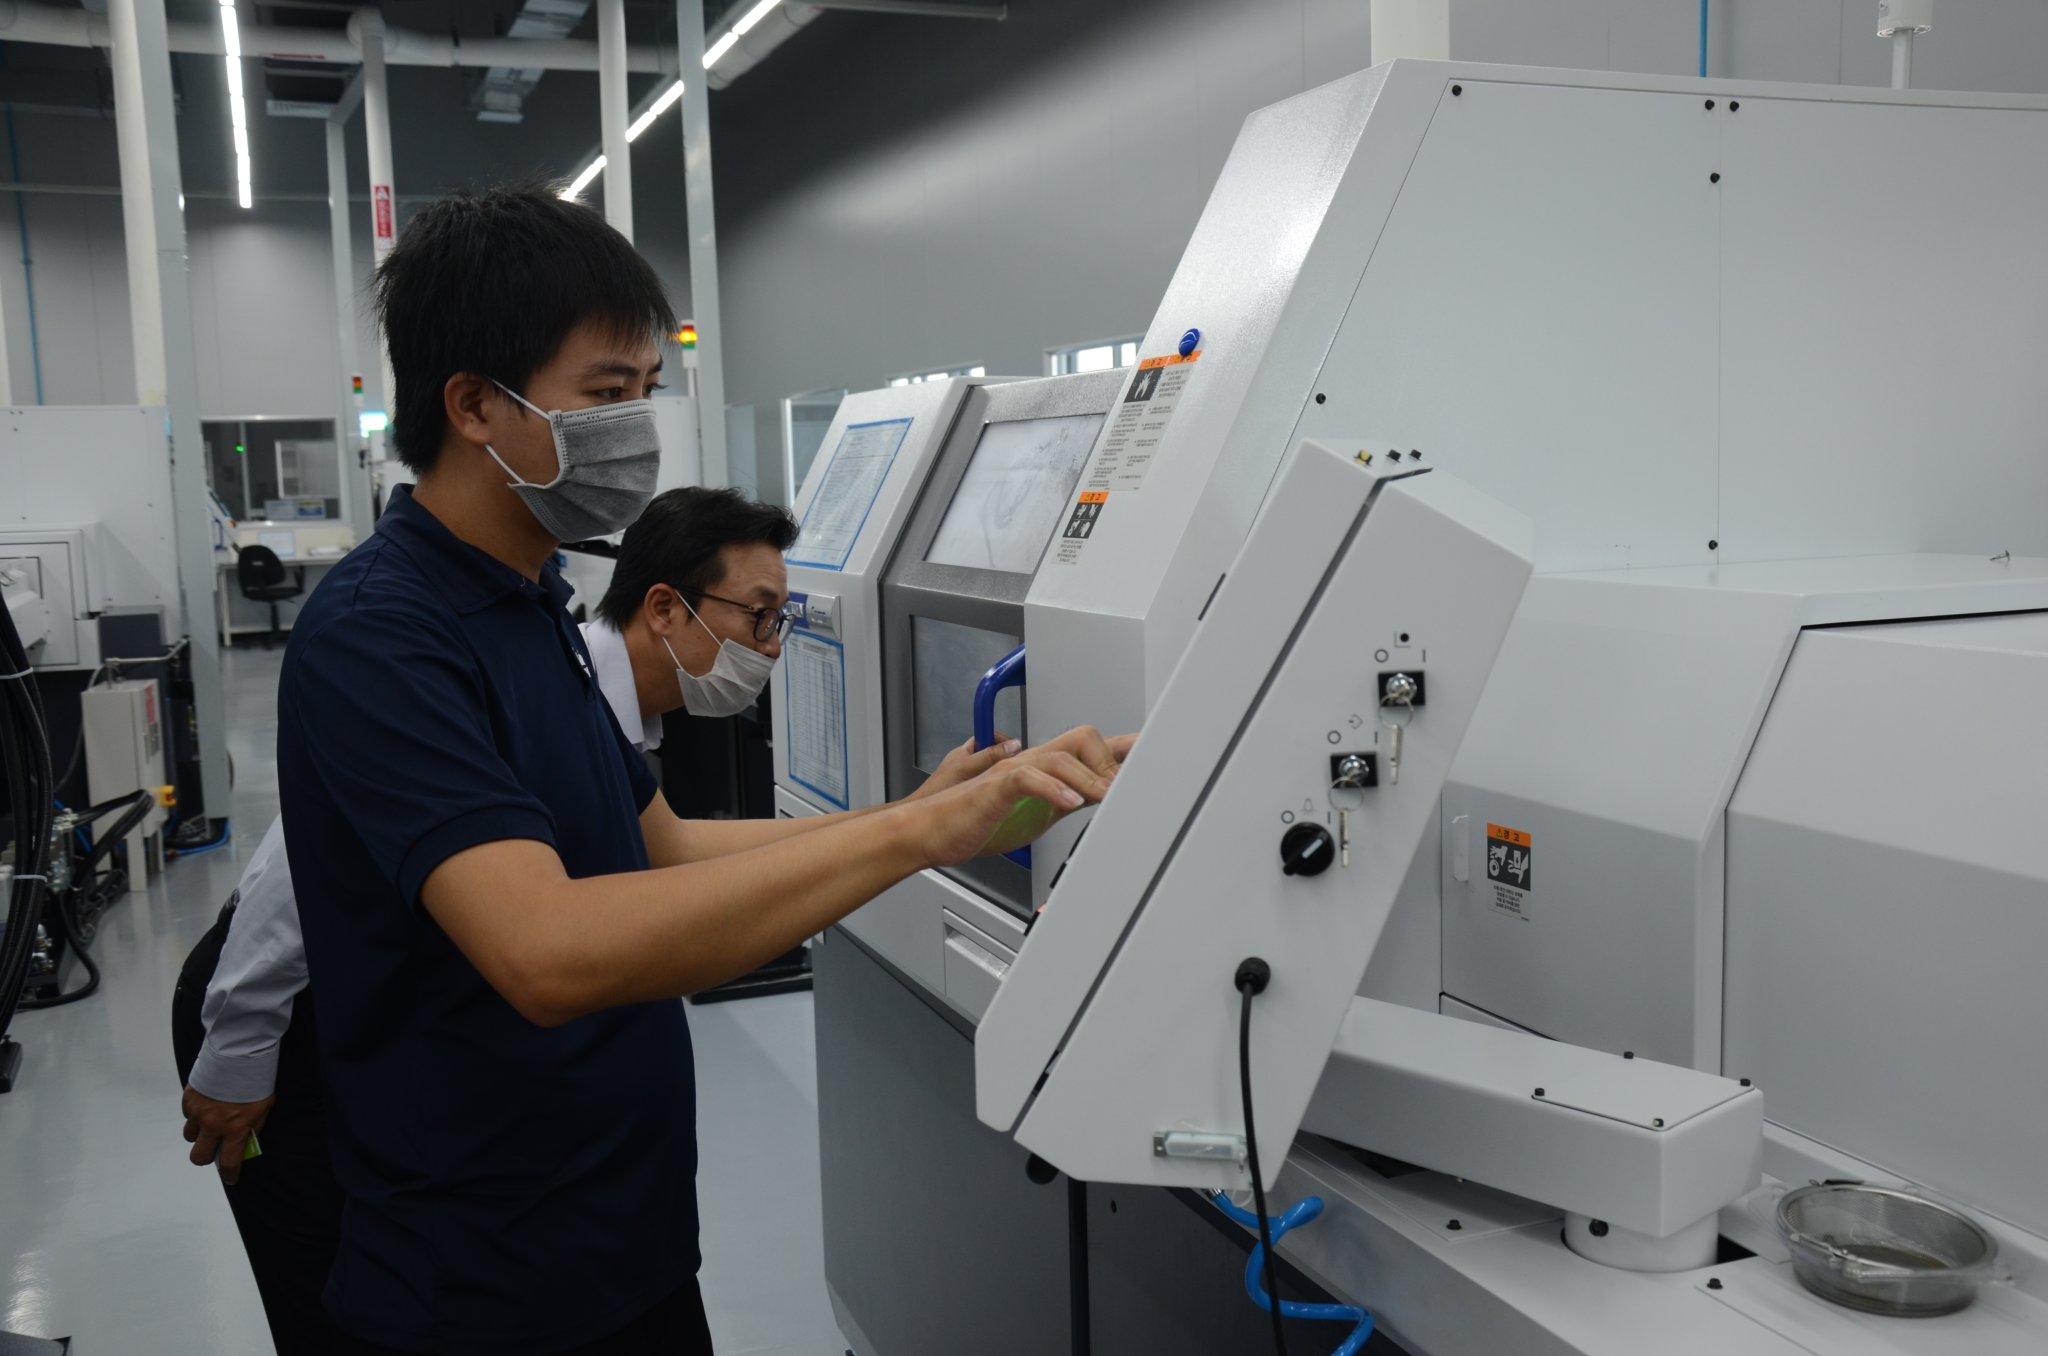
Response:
[887,364,986,388]
[1047,336,1142,377]
[783,387,848,503]
[203,416,344,521]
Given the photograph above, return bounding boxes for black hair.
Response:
[372,183,677,474]
[596,487,799,628]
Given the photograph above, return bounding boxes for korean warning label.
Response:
[1486,823,1533,920]
[1059,490,1109,544]
[1051,350,1200,566]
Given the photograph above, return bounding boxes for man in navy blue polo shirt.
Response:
[277,186,1129,1355]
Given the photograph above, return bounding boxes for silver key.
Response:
[1380,675,1416,786]
[1339,808,1351,868]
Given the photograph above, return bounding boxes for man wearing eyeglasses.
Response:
[585,484,802,743]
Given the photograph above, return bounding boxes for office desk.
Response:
[215,553,349,644]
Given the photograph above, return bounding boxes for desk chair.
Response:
[235,545,304,649]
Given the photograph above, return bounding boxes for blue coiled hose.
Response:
[1210,1191,1376,1356]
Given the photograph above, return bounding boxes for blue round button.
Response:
[1178,328,1201,357]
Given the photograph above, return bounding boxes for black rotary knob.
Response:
[1279,823,1335,877]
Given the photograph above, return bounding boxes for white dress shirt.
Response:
[188,620,655,1103]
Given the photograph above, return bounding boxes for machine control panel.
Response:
[790,590,840,640]
[1279,822,1337,877]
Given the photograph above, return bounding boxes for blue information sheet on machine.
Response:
[788,418,912,571]
[786,629,850,810]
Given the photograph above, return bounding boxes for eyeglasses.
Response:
[694,590,796,643]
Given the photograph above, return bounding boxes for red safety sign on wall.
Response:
[373,185,394,247]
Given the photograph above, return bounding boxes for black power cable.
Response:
[1236,956,1288,1356]
[1,600,58,1084]
[16,789,149,1010]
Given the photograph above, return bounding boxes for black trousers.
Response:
[331,1279,716,1356]
[173,900,347,1356]
[174,903,718,1356]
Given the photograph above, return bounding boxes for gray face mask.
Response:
[484,382,662,542]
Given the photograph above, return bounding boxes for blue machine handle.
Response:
[972,645,1031,868]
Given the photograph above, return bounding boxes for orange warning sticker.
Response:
[1077,491,1109,504]
[1136,351,1202,371]
[1486,824,1531,848]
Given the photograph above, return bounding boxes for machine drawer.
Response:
[942,910,1014,1022]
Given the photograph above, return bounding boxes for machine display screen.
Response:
[924,412,1106,574]
[912,616,1024,776]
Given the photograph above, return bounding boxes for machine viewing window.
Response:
[923,413,1106,574]
[911,617,1024,777]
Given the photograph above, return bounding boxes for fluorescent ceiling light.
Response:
[702,31,740,68]
[626,80,685,142]
[562,155,608,200]
[220,0,252,209]
[569,78,688,194]
[732,0,781,37]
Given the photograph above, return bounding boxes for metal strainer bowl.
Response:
[1776,1183,1999,1317]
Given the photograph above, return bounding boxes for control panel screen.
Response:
[911,616,1024,776]
[925,412,1105,574]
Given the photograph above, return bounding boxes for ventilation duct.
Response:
[470,0,594,124]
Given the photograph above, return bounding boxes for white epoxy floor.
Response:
[0,643,846,1355]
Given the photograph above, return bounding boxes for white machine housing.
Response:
[977,444,1543,1182]
[1,407,187,671]
[81,678,170,892]
[772,378,992,819]
[1019,59,2048,904]
[979,442,1763,1268]
[966,56,2048,1352]
[1,552,53,655]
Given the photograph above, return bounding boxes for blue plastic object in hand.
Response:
[973,646,1032,868]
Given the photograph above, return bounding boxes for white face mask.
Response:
[661,596,777,718]
[484,382,662,542]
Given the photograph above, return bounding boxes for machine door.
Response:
[879,371,1125,917]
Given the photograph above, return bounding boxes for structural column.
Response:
[353,10,397,266]
[327,74,374,541]
[675,0,728,486]
[0,258,13,405]
[106,0,230,819]
[598,0,635,239]
[349,9,400,466]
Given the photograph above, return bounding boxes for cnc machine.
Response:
[792,58,2048,1356]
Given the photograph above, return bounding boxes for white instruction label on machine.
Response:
[786,630,851,810]
[789,418,912,571]
[1051,351,1200,567]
